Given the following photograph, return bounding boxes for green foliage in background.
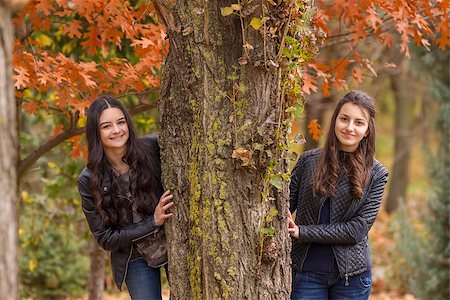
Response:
[19,139,89,299]
[394,47,450,300]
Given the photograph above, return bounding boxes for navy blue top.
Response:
[302,198,338,273]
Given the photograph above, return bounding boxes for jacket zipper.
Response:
[120,244,134,290]
[300,197,326,270]
[344,246,349,286]
[131,227,159,243]
[299,244,311,270]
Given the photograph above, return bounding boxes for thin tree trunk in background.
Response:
[385,68,411,214]
[0,4,19,300]
[87,238,106,300]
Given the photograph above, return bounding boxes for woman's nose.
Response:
[111,124,120,133]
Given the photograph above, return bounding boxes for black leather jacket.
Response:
[289,148,388,283]
[77,135,163,290]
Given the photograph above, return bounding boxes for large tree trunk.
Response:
[0,4,19,300]
[156,1,317,299]
[87,238,106,300]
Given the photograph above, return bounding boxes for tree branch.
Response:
[151,0,180,32]
[18,127,85,179]
[14,18,33,41]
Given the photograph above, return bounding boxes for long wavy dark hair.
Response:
[85,95,159,227]
[313,90,376,198]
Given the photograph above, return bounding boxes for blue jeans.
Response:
[291,270,372,300]
[125,258,168,300]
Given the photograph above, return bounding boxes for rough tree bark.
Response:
[154,1,318,299]
[0,0,28,299]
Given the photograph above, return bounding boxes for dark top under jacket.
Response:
[302,198,339,274]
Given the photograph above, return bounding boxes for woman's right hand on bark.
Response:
[288,211,299,239]
[154,190,174,226]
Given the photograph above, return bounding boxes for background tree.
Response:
[0,0,29,299]
[384,51,413,214]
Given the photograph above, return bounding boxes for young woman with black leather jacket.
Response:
[78,95,174,299]
[288,90,388,300]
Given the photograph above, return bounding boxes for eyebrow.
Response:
[340,113,367,121]
[99,117,126,126]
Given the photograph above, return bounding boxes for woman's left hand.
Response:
[154,190,174,226]
[287,211,299,239]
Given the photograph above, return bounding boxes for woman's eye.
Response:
[101,125,110,129]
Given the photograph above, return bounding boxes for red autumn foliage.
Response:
[12,0,448,162]
[13,0,167,119]
[303,0,449,96]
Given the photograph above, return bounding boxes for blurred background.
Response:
[9,0,448,299]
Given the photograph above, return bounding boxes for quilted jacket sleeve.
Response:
[78,170,159,252]
[297,169,388,245]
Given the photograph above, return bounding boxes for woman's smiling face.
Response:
[98,107,129,152]
[334,102,369,152]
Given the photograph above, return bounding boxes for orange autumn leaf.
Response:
[331,58,349,81]
[22,101,41,115]
[63,20,83,38]
[436,28,450,50]
[81,27,102,56]
[365,6,382,30]
[13,67,30,89]
[322,81,330,97]
[49,125,64,139]
[69,136,87,160]
[352,67,364,83]
[37,71,53,86]
[131,37,156,49]
[36,0,53,16]
[232,147,253,166]
[302,73,318,95]
[307,119,323,141]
